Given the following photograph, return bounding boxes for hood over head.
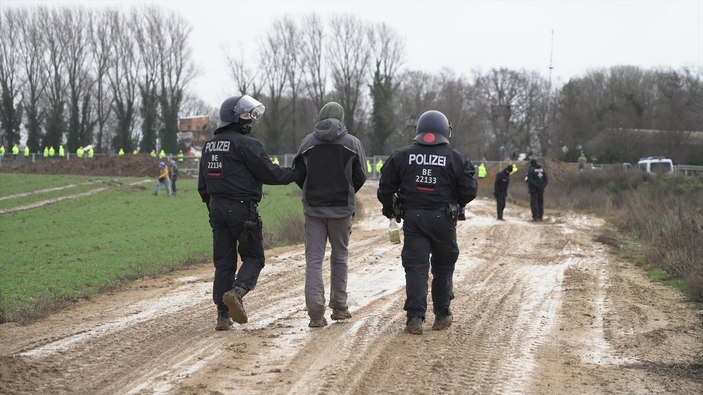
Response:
[318,102,344,122]
[313,118,348,142]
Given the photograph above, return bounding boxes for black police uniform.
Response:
[494,167,511,219]
[526,160,548,220]
[198,122,299,314]
[377,141,477,321]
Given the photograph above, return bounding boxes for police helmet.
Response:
[413,110,452,146]
[219,95,266,125]
[159,161,165,168]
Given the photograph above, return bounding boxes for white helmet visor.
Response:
[234,95,266,120]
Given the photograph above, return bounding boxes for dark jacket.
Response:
[197,124,299,205]
[293,118,367,218]
[377,141,477,211]
[526,162,548,193]
[494,169,510,196]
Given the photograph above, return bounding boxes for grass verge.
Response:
[0,174,303,323]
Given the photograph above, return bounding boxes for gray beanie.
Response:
[318,102,344,122]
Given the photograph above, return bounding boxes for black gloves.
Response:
[457,207,466,221]
[382,207,394,219]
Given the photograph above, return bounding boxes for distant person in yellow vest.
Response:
[49,146,55,157]
[159,149,166,159]
[511,163,518,174]
[133,149,138,154]
[0,144,5,156]
[12,144,19,158]
[366,159,372,174]
[77,146,84,158]
[88,147,94,159]
[23,146,29,158]
[43,146,49,157]
[477,162,487,179]
[375,159,383,175]
[150,149,157,158]
[271,156,280,166]
[59,145,65,159]
[178,150,184,162]
[118,148,125,157]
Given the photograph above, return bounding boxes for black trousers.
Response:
[209,197,264,312]
[171,178,177,194]
[496,193,506,219]
[401,208,459,320]
[529,191,544,219]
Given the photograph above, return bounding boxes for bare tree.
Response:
[368,22,404,155]
[259,19,292,153]
[300,13,327,112]
[434,69,484,159]
[393,70,439,149]
[16,8,47,153]
[156,9,196,154]
[0,9,24,148]
[278,16,306,150]
[106,9,140,152]
[134,7,161,153]
[88,9,114,152]
[224,55,263,98]
[41,7,68,149]
[327,14,370,134]
[62,8,95,150]
[180,93,215,117]
[476,68,536,157]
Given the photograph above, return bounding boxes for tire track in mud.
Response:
[0,182,94,201]
[0,179,152,215]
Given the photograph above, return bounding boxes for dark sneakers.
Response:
[308,317,328,328]
[330,309,352,321]
[215,311,233,331]
[432,314,453,330]
[223,287,248,324]
[405,317,423,335]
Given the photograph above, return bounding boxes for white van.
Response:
[637,156,674,174]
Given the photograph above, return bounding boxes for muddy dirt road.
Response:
[1,181,701,394]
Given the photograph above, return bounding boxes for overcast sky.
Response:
[3,0,703,108]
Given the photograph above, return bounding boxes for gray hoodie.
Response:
[293,118,367,218]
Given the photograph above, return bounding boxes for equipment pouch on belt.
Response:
[243,213,263,242]
[445,202,459,224]
[392,194,403,223]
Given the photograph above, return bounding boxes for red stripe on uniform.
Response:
[416,186,434,191]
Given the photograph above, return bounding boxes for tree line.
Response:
[0,5,194,155]
[1,6,702,164]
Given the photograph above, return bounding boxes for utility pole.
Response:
[548,29,554,91]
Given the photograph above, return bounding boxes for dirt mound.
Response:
[0,155,167,178]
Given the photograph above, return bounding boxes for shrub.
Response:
[512,160,703,303]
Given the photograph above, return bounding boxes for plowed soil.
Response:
[1,179,701,394]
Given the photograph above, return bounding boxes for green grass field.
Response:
[0,173,303,322]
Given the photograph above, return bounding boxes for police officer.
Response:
[198,94,300,331]
[493,164,513,220]
[377,110,477,335]
[526,159,548,221]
